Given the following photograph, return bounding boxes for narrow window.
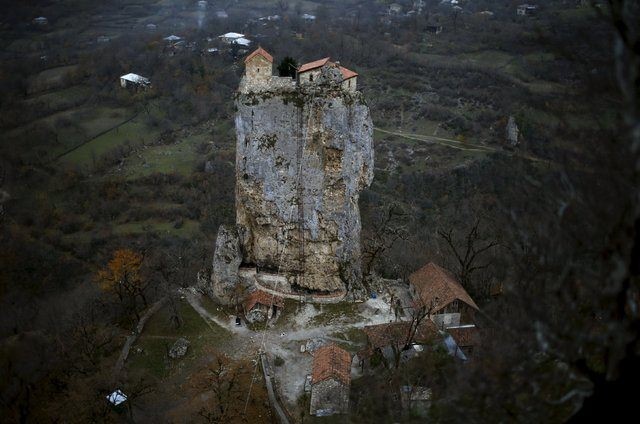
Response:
[310,74,313,82]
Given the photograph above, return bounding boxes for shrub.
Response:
[273,355,285,367]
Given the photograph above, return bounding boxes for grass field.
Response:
[28,65,79,94]
[113,219,201,237]
[119,132,209,179]
[127,299,230,379]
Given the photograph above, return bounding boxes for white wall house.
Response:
[219,32,245,44]
[119,73,151,89]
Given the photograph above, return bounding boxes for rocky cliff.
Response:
[234,82,374,292]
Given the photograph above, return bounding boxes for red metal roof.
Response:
[363,321,438,351]
[298,57,330,73]
[311,343,351,385]
[243,290,284,312]
[409,262,479,311]
[448,325,480,347]
[339,65,358,80]
[244,47,273,64]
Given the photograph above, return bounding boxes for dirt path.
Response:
[375,127,553,165]
[114,297,167,374]
[182,289,249,336]
[375,127,496,153]
[181,290,400,409]
[52,111,140,163]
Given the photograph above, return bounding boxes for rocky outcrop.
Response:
[211,225,242,303]
[168,337,190,359]
[506,116,519,147]
[234,83,374,292]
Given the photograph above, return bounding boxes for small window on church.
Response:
[309,74,313,82]
[348,80,351,87]
[257,68,260,73]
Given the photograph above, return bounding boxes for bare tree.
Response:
[276,0,289,13]
[362,203,410,278]
[438,219,498,292]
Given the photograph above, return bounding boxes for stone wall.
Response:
[310,378,349,416]
[245,55,272,83]
[341,76,357,92]
[239,75,296,94]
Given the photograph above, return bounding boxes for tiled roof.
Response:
[409,262,479,311]
[243,290,284,312]
[339,65,358,80]
[244,47,273,64]
[298,57,330,73]
[363,321,438,351]
[311,343,351,385]
[448,325,480,347]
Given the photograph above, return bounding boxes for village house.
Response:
[163,35,182,42]
[119,73,151,89]
[309,344,351,416]
[219,32,245,44]
[32,16,48,25]
[233,37,251,47]
[145,23,157,31]
[360,321,438,368]
[408,262,479,329]
[242,290,284,323]
[517,4,539,16]
[297,57,358,92]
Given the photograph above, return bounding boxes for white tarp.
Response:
[106,389,127,406]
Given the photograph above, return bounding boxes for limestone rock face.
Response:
[211,224,242,302]
[235,85,374,292]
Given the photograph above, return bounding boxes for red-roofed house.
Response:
[242,290,284,323]
[339,65,358,92]
[244,47,273,85]
[408,262,479,329]
[297,57,358,91]
[310,344,351,416]
[297,57,330,85]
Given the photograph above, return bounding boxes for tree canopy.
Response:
[277,56,298,78]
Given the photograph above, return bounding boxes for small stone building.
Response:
[339,66,358,92]
[244,47,274,88]
[243,290,284,323]
[310,344,351,416]
[408,262,479,329]
[297,57,358,92]
[297,57,330,85]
